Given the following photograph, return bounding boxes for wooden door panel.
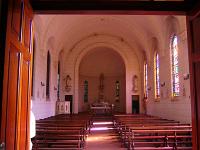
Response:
[1,0,33,149]
[6,45,21,150]
[19,60,30,150]
[192,17,200,53]
[23,3,33,51]
[11,0,22,40]
[188,7,200,150]
[24,13,31,49]
[194,62,200,147]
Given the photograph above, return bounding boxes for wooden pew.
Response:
[32,114,91,150]
[114,114,192,150]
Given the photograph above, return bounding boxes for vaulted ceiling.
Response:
[33,14,186,62]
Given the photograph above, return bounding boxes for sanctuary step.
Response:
[85,115,126,150]
[32,114,192,150]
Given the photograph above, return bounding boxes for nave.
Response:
[32,113,192,150]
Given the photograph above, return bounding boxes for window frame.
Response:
[170,35,180,98]
[154,52,160,100]
[115,80,120,102]
[144,62,148,98]
[57,61,60,100]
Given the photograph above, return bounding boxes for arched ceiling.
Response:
[33,15,185,61]
[79,47,125,77]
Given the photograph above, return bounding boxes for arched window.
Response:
[57,61,60,100]
[46,51,51,98]
[171,35,180,97]
[144,62,148,98]
[154,53,160,98]
[84,80,88,102]
[115,81,120,102]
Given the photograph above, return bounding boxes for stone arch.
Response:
[164,16,181,56]
[46,36,56,57]
[150,37,160,66]
[62,34,141,113]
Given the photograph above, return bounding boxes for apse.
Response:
[78,47,126,113]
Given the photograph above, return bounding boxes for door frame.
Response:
[187,3,200,150]
[0,0,33,149]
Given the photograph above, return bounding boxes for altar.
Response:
[90,102,114,115]
[90,73,114,115]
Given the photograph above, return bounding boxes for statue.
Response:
[143,95,148,114]
[64,75,72,92]
[132,75,138,92]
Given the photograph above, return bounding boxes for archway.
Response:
[78,47,126,113]
[63,34,141,114]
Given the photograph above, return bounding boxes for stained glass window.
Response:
[171,35,180,96]
[84,80,88,102]
[144,62,148,98]
[154,53,160,98]
[115,81,120,102]
[57,61,60,100]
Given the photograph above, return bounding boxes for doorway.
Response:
[132,95,139,114]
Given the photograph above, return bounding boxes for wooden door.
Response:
[0,0,33,149]
[187,5,200,150]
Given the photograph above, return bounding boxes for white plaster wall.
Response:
[31,47,58,120]
[31,23,58,120]
[79,75,126,112]
[32,100,56,120]
[78,48,126,112]
[146,17,191,124]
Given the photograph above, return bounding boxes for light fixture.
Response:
[41,82,45,86]
[161,82,165,87]
[147,86,151,91]
[54,86,57,90]
[183,73,190,80]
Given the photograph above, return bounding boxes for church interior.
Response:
[30,14,192,149]
[1,0,200,149]
[32,15,191,122]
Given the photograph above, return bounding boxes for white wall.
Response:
[78,48,126,112]
[79,75,126,112]
[31,23,58,120]
[146,16,191,124]
[31,46,58,120]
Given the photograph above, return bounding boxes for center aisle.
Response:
[85,115,126,150]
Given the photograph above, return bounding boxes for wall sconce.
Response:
[161,82,165,87]
[183,73,190,80]
[147,86,151,91]
[54,86,57,91]
[41,82,45,86]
